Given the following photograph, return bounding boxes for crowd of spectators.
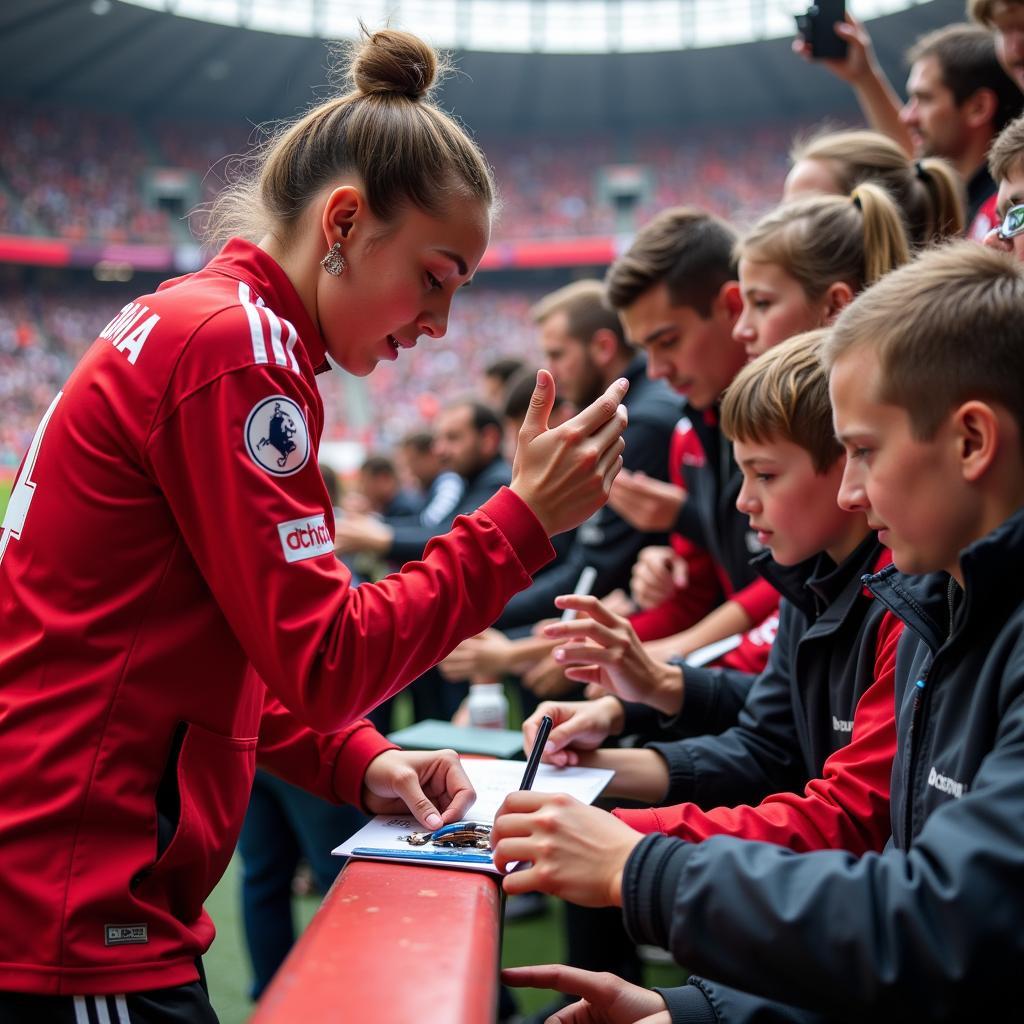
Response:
[0,281,541,464]
[0,103,802,245]
[0,104,812,465]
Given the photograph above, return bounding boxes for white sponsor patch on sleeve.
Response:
[278,514,334,563]
[245,395,310,476]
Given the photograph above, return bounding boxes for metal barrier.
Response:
[250,858,502,1023]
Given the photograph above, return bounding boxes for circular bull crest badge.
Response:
[245,395,310,476]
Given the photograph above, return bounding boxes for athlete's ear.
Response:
[321,185,363,246]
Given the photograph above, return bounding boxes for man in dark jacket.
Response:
[494,280,682,633]
[335,400,511,722]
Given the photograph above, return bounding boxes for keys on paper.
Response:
[401,820,493,849]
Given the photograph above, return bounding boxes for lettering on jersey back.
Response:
[98,302,160,365]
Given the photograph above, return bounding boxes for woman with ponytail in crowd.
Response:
[0,30,629,1021]
[785,128,965,246]
[733,181,911,358]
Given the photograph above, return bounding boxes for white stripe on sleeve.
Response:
[238,282,268,365]
[73,996,90,1024]
[114,994,131,1024]
[93,995,112,1024]
[263,306,288,367]
[282,317,300,373]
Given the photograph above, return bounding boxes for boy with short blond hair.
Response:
[519,331,899,865]
[500,242,1024,1021]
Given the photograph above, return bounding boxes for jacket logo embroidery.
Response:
[245,395,310,477]
[105,924,148,946]
[927,766,967,799]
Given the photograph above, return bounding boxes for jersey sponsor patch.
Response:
[245,395,310,476]
[278,514,334,563]
[105,924,148,946]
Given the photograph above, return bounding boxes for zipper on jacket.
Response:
[902,581,956,846]
[903,672,929,845]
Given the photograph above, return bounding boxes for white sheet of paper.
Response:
[333,759,614,874]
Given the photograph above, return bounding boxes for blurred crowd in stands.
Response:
[0,102,799,245]
[0,103,805,463]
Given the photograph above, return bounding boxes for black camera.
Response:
[795,0,847,60]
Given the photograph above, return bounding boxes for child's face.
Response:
[317,197,489,377]
[735,436,853,566]
[734,259,827,360]
[984,167,1024,264]
[830,346,965,578]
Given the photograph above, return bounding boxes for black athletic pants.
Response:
[0,961,218,1024]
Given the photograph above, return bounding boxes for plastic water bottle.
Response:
[467,683,509,729]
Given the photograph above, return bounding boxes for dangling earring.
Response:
[320,242,346,277]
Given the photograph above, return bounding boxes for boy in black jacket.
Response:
[497,242,1024,1022]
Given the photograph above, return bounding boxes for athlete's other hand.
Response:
[523,696,625,768]
[511,370,628,536]
[607,470,684,533]
[502,965,670,1024]
[361,748,475,830]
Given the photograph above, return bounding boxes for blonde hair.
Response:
[737,183,910,301]
[721,329,841,472]
[824,241,1024,440]
[791,129,964,246]
[989,112,1024,182]
[206,29,495,244]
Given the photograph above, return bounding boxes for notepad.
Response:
[386,719,525,759]
[333,758,613,874]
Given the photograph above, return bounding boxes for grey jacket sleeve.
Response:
[644,605,806,807]
[656,661,756,738]
[657,980,833,1024]
[622,686,1024,1024]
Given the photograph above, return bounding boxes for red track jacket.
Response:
[0,239,554,994]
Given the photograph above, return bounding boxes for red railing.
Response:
[250,858,502,1023]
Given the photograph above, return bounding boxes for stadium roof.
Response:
[1,0,963,129]
[119,0,921,54]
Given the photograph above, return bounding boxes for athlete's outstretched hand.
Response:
[502,965,671,1024]
[511,370,628,536]
[361,748,475,830]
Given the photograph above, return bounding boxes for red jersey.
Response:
[0,239,554,994]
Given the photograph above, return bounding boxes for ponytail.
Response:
[789,129,964,248]
[851,182,910,286]
[737,186,911,302]
[915,158,966,243]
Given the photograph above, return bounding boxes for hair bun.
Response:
[350,29,440,100]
